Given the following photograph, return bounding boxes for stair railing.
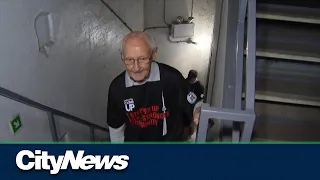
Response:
[196,0,256,142]
[0,86,109,142]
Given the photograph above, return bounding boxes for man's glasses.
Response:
[123,57,151,65]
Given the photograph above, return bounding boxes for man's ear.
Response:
[151,47,158,60]
[120,51,124,61]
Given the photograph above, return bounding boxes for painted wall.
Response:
[103,0,144,31]
[0,96,53,141]
[0,0,140,141]
[0,0,216,141]
[144,0,216,84]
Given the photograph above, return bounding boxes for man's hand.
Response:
[193,107,201,126]
[188,125,194,136]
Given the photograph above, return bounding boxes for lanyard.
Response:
[161,91,167,136]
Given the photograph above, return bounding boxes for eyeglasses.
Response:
[123,57,151,65]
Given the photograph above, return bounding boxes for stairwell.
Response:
[252,0,320,141]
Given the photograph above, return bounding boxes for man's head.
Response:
[121,31,157,83]
[187,70,198,84]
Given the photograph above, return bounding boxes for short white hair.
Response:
[121,31,156,53]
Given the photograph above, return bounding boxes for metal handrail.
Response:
[196,0,256,142]
[0,86,108,141]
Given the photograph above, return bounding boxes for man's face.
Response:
[122,38,157,83]
[188,78,196,84]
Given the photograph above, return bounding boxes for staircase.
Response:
[0,87,109,142]
[252,0,320,141]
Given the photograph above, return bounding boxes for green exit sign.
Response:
[10,114,23,134]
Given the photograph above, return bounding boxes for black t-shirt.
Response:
[186,80,205,108]
[107,62,193,142]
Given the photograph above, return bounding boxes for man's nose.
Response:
[132,60,141,71]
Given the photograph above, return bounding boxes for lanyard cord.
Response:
[162,91,167,136]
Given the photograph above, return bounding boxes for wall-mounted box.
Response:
[170,23,195,39]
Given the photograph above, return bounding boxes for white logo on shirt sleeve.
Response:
[187,92,197,104]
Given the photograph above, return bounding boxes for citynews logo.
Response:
[16,150,129,175]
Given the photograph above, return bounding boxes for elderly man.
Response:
[107,31,197,142]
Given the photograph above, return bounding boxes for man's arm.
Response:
[199,83,205,100]
[164,73,193,141]
[193,83,205,125]
[180,76,194,127]
[193,100,203,125]
[109,125,125,142]
[107,83,125,142]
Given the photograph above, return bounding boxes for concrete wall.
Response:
[0,0,216,141]
[144,0,216,84]
[0,96,53,141]
[0,0,138,141]
[103,0,144,31]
